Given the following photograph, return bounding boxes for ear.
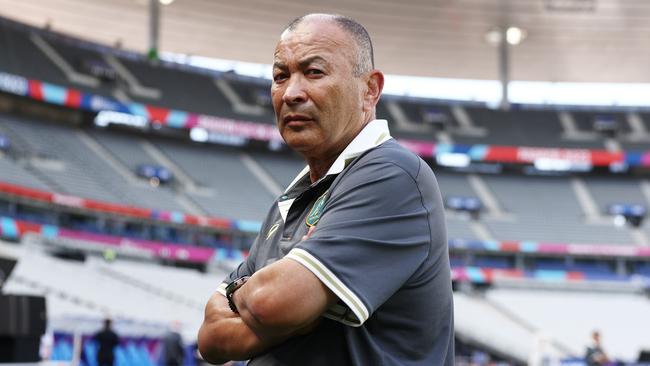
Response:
[362,70,384,113]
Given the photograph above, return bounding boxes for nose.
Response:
[282,75,307,105]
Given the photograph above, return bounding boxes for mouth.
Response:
[283,114,314,127]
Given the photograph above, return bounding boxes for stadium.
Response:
[0,0,649,365]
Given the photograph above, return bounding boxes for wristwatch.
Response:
[225,276,249,313]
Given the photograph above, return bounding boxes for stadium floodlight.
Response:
[484,27,527,46]
[484,28,502,46]
[506,27,527,46]
[484,25,526,109]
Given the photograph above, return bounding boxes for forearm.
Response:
[232,258,335,336]
[198,293,285,364]
[199,254,336,363]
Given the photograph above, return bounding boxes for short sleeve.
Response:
[286,157,431,326]
[217,236,259,296]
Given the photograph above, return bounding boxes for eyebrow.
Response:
[273,55,328,70]
[299,56,327,68]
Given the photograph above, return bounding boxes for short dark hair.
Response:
[285,14,374,77]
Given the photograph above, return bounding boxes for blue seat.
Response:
[115,346,129,366]
[51,341,73,361]
[84,340,98,366]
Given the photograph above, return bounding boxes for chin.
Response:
[283,135,320,154]
[285,140,317,153]
[282,129,318,147]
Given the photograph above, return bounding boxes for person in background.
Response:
[38,331,54,361]
[585,330,609,366]
[162,321,185,366]
[93,318,119,366]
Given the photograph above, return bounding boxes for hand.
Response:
[198,294,268,363]
[302,226,316,241]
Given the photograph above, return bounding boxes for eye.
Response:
[305,69,324,76]
[273,72,288,83]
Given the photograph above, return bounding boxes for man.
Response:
[585,330,609,366]
[93,318,119,366]
[162,321,185,366]
[198,13,454,365]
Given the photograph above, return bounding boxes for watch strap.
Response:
[225,276,249,313]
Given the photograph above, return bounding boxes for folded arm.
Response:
[197,294,267,364]
[197,256,337,364]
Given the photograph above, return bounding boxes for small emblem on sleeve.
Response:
[306,191,328,227]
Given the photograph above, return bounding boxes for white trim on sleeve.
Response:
[216,282,228,297]
[323,304,363,327]
[286,248,369,327]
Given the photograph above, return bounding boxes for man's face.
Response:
[271,20,366,159]
[593,332,600,343]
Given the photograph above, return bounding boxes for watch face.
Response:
[226,276,249,295]
[225,281,237,294]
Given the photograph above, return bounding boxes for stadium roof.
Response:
[0,0,648,83]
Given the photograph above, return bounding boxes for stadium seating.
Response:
[247,150,305,189]
[457,107,600,149]
[44,36,119,97]
[117,57,233,118]
[2,109,647,244]
[586,176,646,213]
[453,291,545,363]
[0,21,70,89]
[0,154,51,191]
[481,175,636,244]
[1,240,225,339]
[153,138,277,221]
[3,16,650,151]
[486,288,650,361]
[0,241,581,364]
[0,114,185,211]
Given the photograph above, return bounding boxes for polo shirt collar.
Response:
[284,119,392,193]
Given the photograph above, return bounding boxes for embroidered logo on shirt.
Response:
[266,222,280,240]
[306,191,328,227]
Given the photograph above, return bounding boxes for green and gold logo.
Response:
[306,191,328,227]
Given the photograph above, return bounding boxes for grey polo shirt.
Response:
[219,120,454,366]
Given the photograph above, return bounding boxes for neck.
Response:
[306,154,338,183]
[305,117,375,183]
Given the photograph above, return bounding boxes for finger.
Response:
[302,226,316,240]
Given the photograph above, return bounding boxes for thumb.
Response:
[301,226,316,241]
